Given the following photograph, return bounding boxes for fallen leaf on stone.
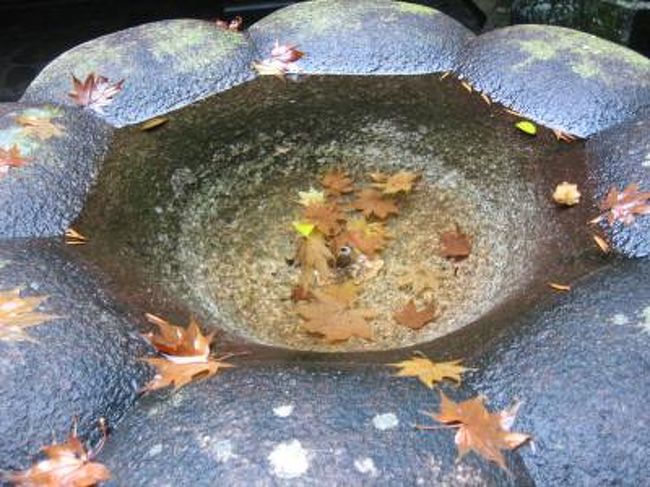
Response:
[297,188,326,207]
[439,227,472,259]
[254,41,304,77]
[549,282,571,292]
[353,189,399,219]
[552,128,578,143]
[215,16,243,31]
[0,288,59,342]
[337,217,390,257]
[480,93,492,106]
[515,120,537,135]
[393,300,437,330]
[593,234,610,254]
[139,117,168,131]
[295,231,334,287]
[4,419,111,486]
[418,392,530,471]
[296,300,377,342]
[290,285,312,302]
[0,145,27,177]
[68,73,124,114]
[322,169,354,195]
[65,228,88,246]
[371,170,419,194]
[16,115,64,140]
[460,80,473,93]
[591,183,650,226]
[397,265,438,295]
[141,314,233,391]
[143,313,214,360]
[552,182,581,206]
[388,355,470,388]
[142,357,233,391]
[303,203,345,235]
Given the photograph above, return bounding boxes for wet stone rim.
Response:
[0,0,649,482]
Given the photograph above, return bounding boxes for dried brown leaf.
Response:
[371,170,419,194]
[352,189,399,219]
[591,183,650,226]
[393,300,437,330]
[303,203,345,235]
[143,314,214,360]
[439,228,472,259]
[0,145,27,177]
[296,300,376,342]
[322,169,354,195]
[0,288,58,342]
[142,357,233,391]
[68,73,124,113]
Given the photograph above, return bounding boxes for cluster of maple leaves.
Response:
[288,168,474,342]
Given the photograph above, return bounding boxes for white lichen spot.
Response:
[354,457,378,477]
[611,313,630,326]
[273,404,294,418]
[268,439,310,479]
[642,153,650,167]
[372,412,399,431]
[638,306,650,335]
[147,444,163,457]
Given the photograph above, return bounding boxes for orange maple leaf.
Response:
[0,145,27,176]
[303,203,345,235]
[337,217,390,257]
[322,169,354,195]
[16,115,64,140]
[142,357,233,391]
[0,288,59,342]
[68,73,124,113]
[393,300,437,330]
[439,227,472,259]
[4,419,111,486]
[591,183,650,226]
[294,231,334,287]
[371,170,419,194]
[419,392,530,471]
[296,300,376,342]
[352,189,399,219]
[143,313,213,360]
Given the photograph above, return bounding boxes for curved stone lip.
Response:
[4,0,650,355]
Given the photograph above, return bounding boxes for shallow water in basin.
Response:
[74,74,601,352]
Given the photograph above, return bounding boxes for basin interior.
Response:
[73,75,603,353]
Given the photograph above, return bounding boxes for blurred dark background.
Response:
[0,0,647,102]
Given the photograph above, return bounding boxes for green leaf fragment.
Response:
[292,221,315,237]
[515,120,537,135]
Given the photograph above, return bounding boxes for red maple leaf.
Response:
[0,145,27,177]
[68,73,124,113]
[591,183,650,226]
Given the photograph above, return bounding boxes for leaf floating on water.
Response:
[549,282,571,292]
[4,419,111,486]
[68,73,124,114]
[370,170,419,195]
[312,281,359,306]
[515,120,537,136]
[388,355,470,388]
[393,300,437,330]
[296,300,377,343]
[337,217,390,257]
[439,227,472,259]
[419,392,530,471]
[353,188,399,220]
[294,231,334,286]
[322,169,354,196]
[142,357,233,391]
[590,183,650,226]
[0,288,59,342]
[552,182,581,206]
[303,203,345,236]
[140,117,169,131]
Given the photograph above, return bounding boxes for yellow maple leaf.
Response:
[0,288,59,341]
[388,355,471,388]
[16,115,64,140]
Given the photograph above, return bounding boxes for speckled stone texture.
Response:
[0,102,112,238]
[20,20,257,127]
[457,24,650,138]
[0,240,153,471]
[467,259,650,486]
[98,363,533,486]
[249,0,474,75]
[586,115,650,257]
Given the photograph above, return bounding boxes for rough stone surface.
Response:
[249,0,474,75]
[21,19,257,127]
[0,102,112,238]
[467,259,650,486]
[586,115,650,257]
[457,24,650,138]
[99,363,533,486]
[0,240,153,471]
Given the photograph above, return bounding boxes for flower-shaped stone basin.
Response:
[0,1,649,485]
